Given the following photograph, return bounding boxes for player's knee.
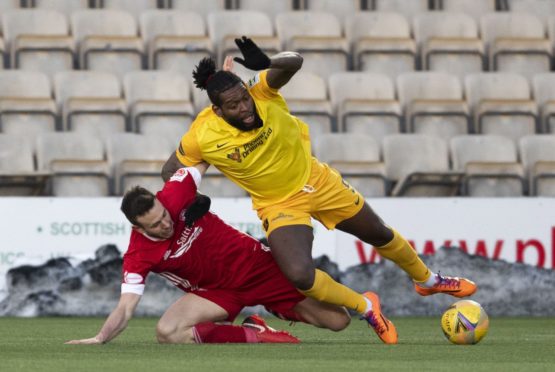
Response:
[328,311,351,332]
[156,320,195,344]
[287,264,315,290]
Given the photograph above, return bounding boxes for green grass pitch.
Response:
[1,317,554,371]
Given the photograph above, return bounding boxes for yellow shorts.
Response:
[257,158,365,237]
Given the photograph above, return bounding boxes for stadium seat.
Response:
[101,0,158,19]
[328,72,401,145]
[413,12,484,79]
[440,0,496,20]
[519,134,555,196]
[276,11,348,79]
[279,71,333,142]
[372,0,430,18]
[464,73,538,142]
[36,132,110,196]
[71,10,143,79]
[201,166,248,197]
[0,0,20,12]
[313,133,388,197]
[32,0,90,16]
[171,0,227,17]
[106,133,175,194]
[305,0,363,22]
[2,9,74,75]
[383,134,463,197]
[532,73,555,133]
[0,71,57,143]
[123,71,194,146]
[0,134,49,196]
[397,72,469,141]
[345,13,415,79]
[509,0,555,22]
[451,135,525,196]
[235,0,295,18]
[208,11,280,76]
[54,71,127,140]
[480,13,550,81]
[140,10,213,81]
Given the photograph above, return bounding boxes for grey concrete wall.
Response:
[1,245,553,317]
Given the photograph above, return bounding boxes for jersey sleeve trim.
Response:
[121,283,145,295]
[186,166,202,187]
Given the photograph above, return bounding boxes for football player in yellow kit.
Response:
[162,36,477,344]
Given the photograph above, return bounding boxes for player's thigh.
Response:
[335,202,393,246]
[158,293,229,332]
[267,224,316,288]
[292,297,351,332]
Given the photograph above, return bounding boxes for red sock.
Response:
[192,322,258,344]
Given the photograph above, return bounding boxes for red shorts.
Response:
[190,255,305,322]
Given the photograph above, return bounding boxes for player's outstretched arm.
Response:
[65,293,141,345]
[266,51,303,90]
[233,36,302,90]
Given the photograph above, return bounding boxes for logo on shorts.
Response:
[227,148,242,163]
[270,212,294,222]
[263,218,269,231]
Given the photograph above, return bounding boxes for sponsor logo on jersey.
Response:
[226,128,274,163]
[227,148,242,163]
[170,168,188,182]
[124,272,143,284]
[171,226,203,258]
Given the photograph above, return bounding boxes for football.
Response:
[441,300,489,345]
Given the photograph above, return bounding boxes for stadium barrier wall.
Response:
[0,197,553,300]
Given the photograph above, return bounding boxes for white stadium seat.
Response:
[276,11,348,79]
[328,72,401,145]
[345,13,415,79]
[451,135,525,196]
[519,135,555,196]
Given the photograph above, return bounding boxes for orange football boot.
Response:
[362,292,398,344]
[415,273,477,298]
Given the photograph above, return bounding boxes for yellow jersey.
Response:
[176,70,313,209]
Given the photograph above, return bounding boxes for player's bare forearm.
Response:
[65,293,140,345]
[162,152,186,182]
[266,52,303,90]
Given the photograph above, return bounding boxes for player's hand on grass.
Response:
[65,336,103,345]
[233,36,271,71]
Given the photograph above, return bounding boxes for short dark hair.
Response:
[120,186,156,227]
[192,57,243,106]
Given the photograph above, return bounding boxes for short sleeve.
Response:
[121,259,149,296]
[247,70,289,112]
[176,126,202,166]
[247,70,279,100]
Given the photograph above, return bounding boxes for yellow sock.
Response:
[300,269,369,314]
[375,228,431,283]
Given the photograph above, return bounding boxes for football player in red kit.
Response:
[66,163,354,345]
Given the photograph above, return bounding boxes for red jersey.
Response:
[121,167,275,296]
